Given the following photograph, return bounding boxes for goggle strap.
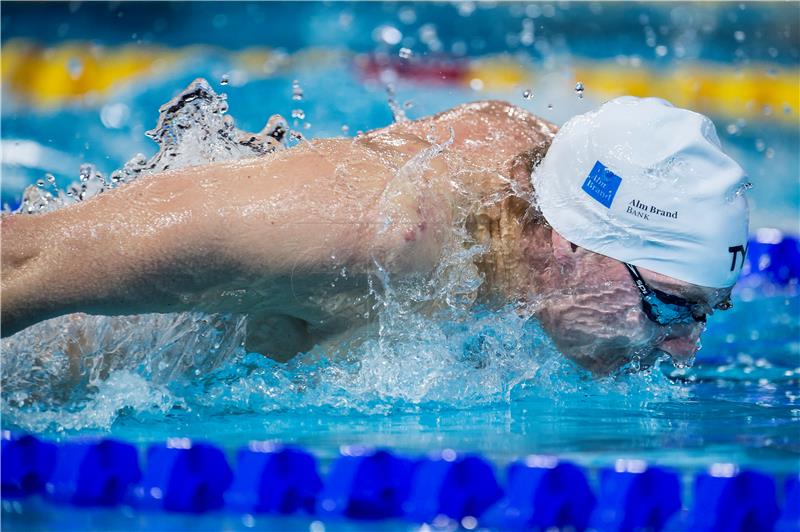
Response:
[624,263,652,297]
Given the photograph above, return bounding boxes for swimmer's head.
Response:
[529,96,750,372]
[533,96,750,289]
[534,230,733,374]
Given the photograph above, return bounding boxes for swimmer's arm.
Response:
[0,139,437,336]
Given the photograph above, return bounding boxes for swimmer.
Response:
[0,97,749,374]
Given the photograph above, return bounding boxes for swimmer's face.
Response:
[535,231,732,374]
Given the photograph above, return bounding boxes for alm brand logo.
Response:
[581,161,621,208]
[626,199,678,221]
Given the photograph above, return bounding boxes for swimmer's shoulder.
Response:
[437,100,558,137]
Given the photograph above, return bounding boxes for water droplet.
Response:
[734,30,746,42]
[574,81,584,98]
[67,57,83,79]
[522,89,533,100]
[220,74,230,85]
[291,109,305,120]
[399,47,412,59]
[291,80,304,101]
[655,45,668,57]
[79,164,92,182]
[373,24,403,45]
[398,6,416,24]
[385,83,407,123]
[735,181,753,197]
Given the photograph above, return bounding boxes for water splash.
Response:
[2,79,283,430]
[112,78,286,183]
[2,78,692,435]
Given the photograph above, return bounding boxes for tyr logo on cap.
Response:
[582,161,622,208]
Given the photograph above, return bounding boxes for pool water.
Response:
[1,2,799,529]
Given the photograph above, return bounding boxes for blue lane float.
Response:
[403,451,503,523]
[1,432,57,499]
[776,474,800,532]
[316,447,415,520]
[741,232,800,287]
[665,465,781,532]
[136,439,233,513]
[45,439,140,507]
[226,443,321,514]
[481,456,595,530]
[2,432,799,532]
[590,460,680,532]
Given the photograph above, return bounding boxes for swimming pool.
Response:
[2,2,799,530]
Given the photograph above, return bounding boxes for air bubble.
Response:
[398,47,412,59]
[220,74,230,85]
[36,179,45,187]
[522,89,533,100]
[734,30,746,42]
[46,173,56,184]
[291,109,305,120]
[574,81,584,99]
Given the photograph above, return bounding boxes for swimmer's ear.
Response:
[550,229,579,262]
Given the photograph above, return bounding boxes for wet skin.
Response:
[0,101,732,373]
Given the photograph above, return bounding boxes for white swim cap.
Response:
[532,96,750,288]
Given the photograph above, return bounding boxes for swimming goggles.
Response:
[624,263,708,326]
